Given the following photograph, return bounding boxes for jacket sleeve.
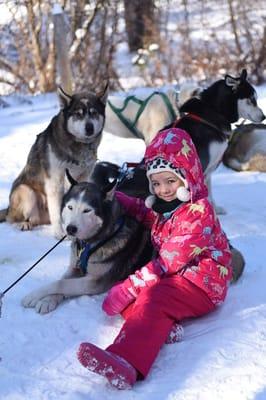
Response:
[125,202,217,296]
[115,191,156,229]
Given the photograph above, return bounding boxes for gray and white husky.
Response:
[0,86,108,237]
[223,123,266,172]
[22,165,153,314]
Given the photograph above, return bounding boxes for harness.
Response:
[174,113,232,141]
[107,91,177,140]
[76,216,125,274]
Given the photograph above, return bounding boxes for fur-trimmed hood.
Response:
[144,128,208,202]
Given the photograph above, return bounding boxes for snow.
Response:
[53,4,63,15]
[0,88,266,400]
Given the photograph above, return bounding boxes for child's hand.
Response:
[102,280,135,316]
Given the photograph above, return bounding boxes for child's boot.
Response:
[77,342,137,389]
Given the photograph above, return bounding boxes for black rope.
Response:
[1,235,66,296]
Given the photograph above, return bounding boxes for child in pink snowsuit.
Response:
[77,128,232,389]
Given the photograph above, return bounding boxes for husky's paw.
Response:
[34,294,64,314]
[18,221,33,231]
[22,291,42,308]
[22,293,64,314]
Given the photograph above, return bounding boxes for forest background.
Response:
[1,0,266,97]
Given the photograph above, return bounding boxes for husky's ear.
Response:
[96,81,109,106]
[239,69,247,82]
[58,87,72,109]
[66,169,77,186]
[225,74,240,91]
[102,177,118,201]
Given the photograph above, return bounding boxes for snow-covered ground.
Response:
[0,89,266,400]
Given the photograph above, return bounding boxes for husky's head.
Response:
[224,69,265,123]
[61,167,118,241]
[58,84,108,143]
[196,69,265,124]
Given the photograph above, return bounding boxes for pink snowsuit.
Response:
[107,128,232,378]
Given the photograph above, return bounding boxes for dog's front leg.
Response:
[45,176,65,238]
[22,266,81,314]
[22,275,101,314]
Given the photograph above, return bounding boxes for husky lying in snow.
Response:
[0,86,108,238]
[22,165,153,314]
[223,123,266,172]
[22,162,244,314]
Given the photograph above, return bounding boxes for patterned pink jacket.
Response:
[116,128,232,305]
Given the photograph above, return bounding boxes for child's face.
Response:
[150,171,184,202]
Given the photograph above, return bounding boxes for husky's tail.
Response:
[223,154,266,172]
[230,244,245,283]
[0,208,8,222]
[178,82,201,108]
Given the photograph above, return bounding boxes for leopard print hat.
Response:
[145,157,190,207]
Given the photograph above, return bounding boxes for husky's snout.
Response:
[66,224,77,236]
[85,121,94,136]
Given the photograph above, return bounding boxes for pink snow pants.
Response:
[106,275,215,378]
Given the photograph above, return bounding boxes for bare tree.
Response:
[67,0,120,91]
[53,4,73,94]
[0,0,120,94]
[0,0,266,94]
[0,1,55,93]
[123,0,160,52]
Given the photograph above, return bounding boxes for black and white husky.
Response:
[22,165,153,314]
[111,70,265,213]
[0,86,108,237]
[175,69,265,212]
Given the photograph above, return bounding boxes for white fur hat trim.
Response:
[145,195,156,208]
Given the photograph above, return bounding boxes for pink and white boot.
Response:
[165,322,184,344]
[77,342,137,390]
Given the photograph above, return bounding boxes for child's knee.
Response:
[137,283,167,306]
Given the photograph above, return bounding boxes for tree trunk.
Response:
[53,4,73,94]
[123,0,159,52]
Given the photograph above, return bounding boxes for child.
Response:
[77,128,232,389]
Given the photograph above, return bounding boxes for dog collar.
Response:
[76,216,125,274]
